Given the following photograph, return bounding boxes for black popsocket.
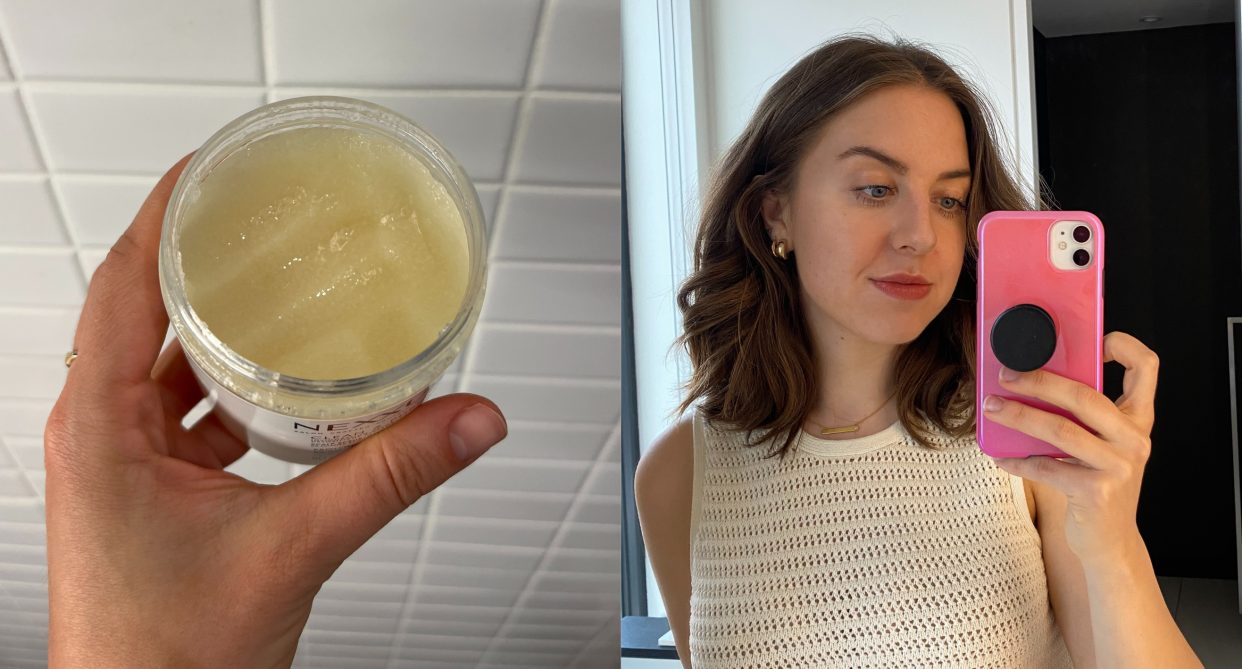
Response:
[990,304,1057,372]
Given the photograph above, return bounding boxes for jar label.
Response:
[185,353,436,465]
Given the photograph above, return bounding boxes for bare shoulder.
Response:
[633,412,695,512]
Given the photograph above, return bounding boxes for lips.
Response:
[871,274,932,300]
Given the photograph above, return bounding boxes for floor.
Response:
[1157,577,1242,668]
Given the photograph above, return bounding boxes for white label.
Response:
[185,354,434,465]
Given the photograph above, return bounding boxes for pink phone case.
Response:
[976,210,1104,459]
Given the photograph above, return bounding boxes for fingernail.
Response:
[448,404,508,463]
[999,367,1020,382]
[983,395,1005,412]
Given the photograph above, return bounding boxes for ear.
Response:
[760,190,794,252]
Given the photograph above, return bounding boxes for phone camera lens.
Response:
[1073,249,1091,266]
[1073,225,1091,243]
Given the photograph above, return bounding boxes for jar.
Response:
[158,96,487,465]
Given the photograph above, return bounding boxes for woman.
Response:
[634,34,1203,668]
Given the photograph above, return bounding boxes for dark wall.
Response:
[1035,23,1241,579]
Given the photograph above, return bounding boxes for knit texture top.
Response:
[688,410,1076,668]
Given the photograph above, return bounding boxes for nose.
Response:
[890,196,938,255]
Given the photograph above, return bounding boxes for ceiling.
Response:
[1033,0,1234,38]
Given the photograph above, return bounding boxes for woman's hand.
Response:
[982,331,1157,570]
[45,155,508,669]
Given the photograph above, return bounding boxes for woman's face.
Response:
[762,84,971,346]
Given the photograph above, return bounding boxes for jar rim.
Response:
[158,95,487,411]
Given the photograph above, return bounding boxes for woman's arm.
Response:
[633,414,696,669]
[988,333,1202,669]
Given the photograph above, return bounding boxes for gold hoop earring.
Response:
[771,239,787,260]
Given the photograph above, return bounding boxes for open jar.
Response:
[158,96,487,465]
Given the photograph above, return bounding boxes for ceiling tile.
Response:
[270,0,541,88]
[223,448,294,485]
[0,0,262,83]
[543,548,619,574]
[0,89,42,172]
[423,542,544,572]
[515,95,621,186]
[436,488,574,522]
[0,249,83,307]
[77,248,111,284]
[57,176,159,246]
[27,87,264,173]
[489,421,612,460]
[443,457,591,494]
[494,188,620,262]
[431,517,559,548]
[0,308,78,356]
[0,356,66,400]
[480,264,621,326]
[0,400,53,438]
[470,324,620,378]
[0,179,64,245]
[463,376,619,424]
[417,564,533,591]
[569,495,620,525]
[273,91,520,182]
[534,0,621,91]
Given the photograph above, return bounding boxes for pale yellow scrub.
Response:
[179,126,468,380]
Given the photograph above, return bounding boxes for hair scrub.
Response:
[158,97,487,465]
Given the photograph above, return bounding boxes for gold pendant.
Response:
[821,425,860,435]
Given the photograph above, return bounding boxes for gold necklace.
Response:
[810,390,898,435]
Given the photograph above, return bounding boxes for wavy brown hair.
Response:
[675,32,1054,458]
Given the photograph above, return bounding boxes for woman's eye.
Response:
[861,185,890,198]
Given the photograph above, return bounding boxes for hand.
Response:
[44,155,509,669]
[982,331,1157,569]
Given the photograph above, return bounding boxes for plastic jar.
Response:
[158,96,487,465]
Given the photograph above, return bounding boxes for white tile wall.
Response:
[0,1,621,667]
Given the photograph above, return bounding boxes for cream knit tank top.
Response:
[688,410,1076,668]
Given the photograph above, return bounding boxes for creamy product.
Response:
[178,125,469,380]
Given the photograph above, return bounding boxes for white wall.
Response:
[624,0,1037,622]
[703,0,1039,190]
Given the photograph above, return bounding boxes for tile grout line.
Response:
[0,437,44,535]
[566,611,621,668]
[454,0,556,404]
[0,10,89,299]
[474,419,621,668]
[381,487,445,669]
[0,436,49,622]
[258,0,276,107]
[384,2,557,667]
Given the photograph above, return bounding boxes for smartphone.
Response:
[976,210,1104,459]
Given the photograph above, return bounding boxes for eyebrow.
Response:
[837,145,972,181]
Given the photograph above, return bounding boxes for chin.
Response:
[856,309,941,346]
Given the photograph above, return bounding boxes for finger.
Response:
[268,394,507,576]
[982,395,1115,471]
[991,454,1098,498]
[1102,331,1159,432]
[996,365,1132,442]
[163,408,250,469]
[152,338,203,409]
[68,153,193,390]
[151,340,250,468]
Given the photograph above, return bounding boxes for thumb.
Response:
[270,393,507,573]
